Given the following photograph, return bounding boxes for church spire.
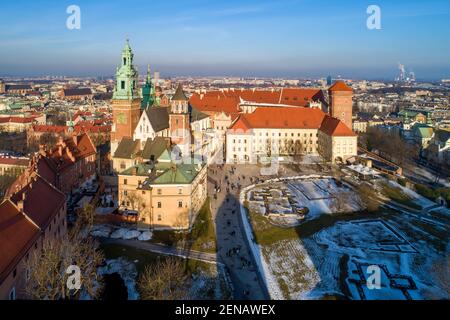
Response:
[146,64,151,84]
[141,63,155,109]
[113,39,140,101]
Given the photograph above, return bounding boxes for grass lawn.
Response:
[246,204,383,246]
[186,198,217,253]
[150,229,185,247]
[380,183,422,210]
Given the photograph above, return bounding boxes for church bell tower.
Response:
[169,84,191,158]
[111,39,142,154]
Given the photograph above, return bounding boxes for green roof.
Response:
[121,162,204,186]
[121,163,154,176]
[414,125,434,139]
[150,164,201,184]
[398,110,417,117]
[8,103,24,110]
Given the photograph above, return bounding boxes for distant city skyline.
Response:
[1,0,450,80]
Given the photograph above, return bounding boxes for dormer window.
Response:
[123,58,127,65]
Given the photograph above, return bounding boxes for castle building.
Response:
[188,82,357,164]
[0,157,67,300]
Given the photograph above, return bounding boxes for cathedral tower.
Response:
[111,39,142,154]
[328,80,353,129]
[141,65,155,109]
[169,84,191,157]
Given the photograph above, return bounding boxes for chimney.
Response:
[17,192,26,212]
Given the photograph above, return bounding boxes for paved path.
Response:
[100,238,218,264]
[208,164,291,300]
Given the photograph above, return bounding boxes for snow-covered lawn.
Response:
[241,179,449,300]
[246,176,363,225]
[386,180,436,209]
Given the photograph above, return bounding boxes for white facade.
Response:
[226,128,321,163]
[133,111,169,148]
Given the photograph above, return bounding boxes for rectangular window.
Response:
[121,81,125,90]
[157,202,162,208]
[9,287,16,300]
[178,201,183,208]
[158,214,162,221]
[123,179,127,185]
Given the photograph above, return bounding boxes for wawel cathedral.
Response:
[110,40,209,230]
[110,40,357,230]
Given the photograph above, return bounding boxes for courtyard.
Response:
[240,170,450,300]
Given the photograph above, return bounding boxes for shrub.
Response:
[415,184,439,200]
[398,178,407,187]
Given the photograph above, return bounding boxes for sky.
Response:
[0,0,449,80]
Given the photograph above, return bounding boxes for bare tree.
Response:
[24,232,104,300]
[330,190,351,213]
[124,191,145,212]
[138,257,191,300]
[356,183,380,212]
[24,207,104,300]
[77,204,95,231]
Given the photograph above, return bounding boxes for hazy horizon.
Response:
[1,0,450,80]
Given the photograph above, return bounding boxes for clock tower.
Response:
[111,39,142,154]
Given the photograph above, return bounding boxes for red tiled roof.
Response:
[230,107,327,130]
[32,125,66,133]
[228,107,356,137]
[329,81,352,92]
[0,157,29,166]
[0,200,40,282]
[31,124,111,134]
[10,175,65,230]
[46,133,97,173]
[0,116,36,124]
[190,88,325,114]
[319,116,357,136]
